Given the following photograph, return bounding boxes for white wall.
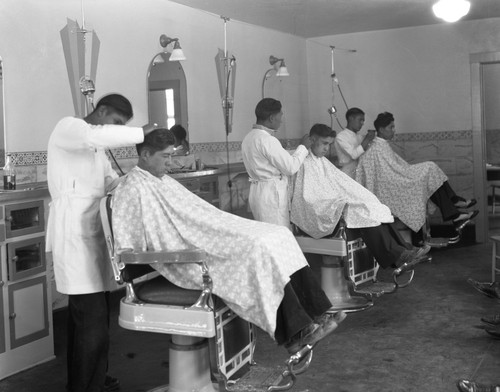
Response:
[0,0,309,152]
[306,18,500,135]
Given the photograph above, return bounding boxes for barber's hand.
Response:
[142,123,159,136]
[361,130,376,150]
[366,129,376,141]
[300,134,312,150]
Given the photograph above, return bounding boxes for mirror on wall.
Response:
[0,57,5,168]
[147,52,189,155]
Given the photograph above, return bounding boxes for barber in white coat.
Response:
[242,98,311,228]
[46,94,155,392]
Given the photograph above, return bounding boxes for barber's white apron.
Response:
[248,175,291,229]
[46,191,114,295]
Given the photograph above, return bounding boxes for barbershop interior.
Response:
[4,0,500,391]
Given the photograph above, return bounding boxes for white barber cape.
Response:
[334,128,365,178]
[46,116,144,295]
[112,167,308,337]
[242,125,308,228]
[290,153,393,239]
[355,137,447,232]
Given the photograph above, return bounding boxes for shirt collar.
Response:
[253,124,278,134]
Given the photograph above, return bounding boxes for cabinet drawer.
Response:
[7,236,46,282]
[4,200,45,239]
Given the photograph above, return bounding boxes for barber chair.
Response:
[294,222,403,313]
[100,195,317,392]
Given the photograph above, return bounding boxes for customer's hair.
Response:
[345,107,364,121]
[95,94,133,120]
[309,123,336,138]
[136,128,175,155]
[374,112,395,131]
[255,98,282,122]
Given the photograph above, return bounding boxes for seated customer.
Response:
[111,128,345,354]
[356,112,477,234]
[290,124,429,274]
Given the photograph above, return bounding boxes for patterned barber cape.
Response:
[290,153,393,239]
[112,166,308,337]
[355,137,447,232]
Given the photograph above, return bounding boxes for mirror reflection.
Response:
[0,57,5,167]
[147,52,189,155]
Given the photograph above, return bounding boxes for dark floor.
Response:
[2,226,500,392]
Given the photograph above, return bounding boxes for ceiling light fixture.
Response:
[432,0,471,23]
[159,35,186,61]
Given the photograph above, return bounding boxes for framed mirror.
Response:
[147,52,189,155]
[0,57,5,168]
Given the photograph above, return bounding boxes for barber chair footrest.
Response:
[328,296,373,312]
[425,237,450,248]
[227,365,306,392]
[355,281,397,297]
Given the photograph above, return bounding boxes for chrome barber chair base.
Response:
[425,237,451,248]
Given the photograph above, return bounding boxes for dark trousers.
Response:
[274,267,332,345]
[430,181,460,221]
[354,222,413,269]
[67,292,110,392]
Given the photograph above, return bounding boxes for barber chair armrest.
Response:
[117,248,207,265]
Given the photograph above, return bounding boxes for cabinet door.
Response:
[8,276,49,349]
[0,266,4,354]
[7,236,46,282]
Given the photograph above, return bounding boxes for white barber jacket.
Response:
[46,117,144,295]
[241,126,308,228]
[334,128,365,178]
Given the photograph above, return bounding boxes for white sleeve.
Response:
[52,117,144,151]
[262,136,309,176]
[335,132,365,160]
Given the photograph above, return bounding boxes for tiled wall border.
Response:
[8,130,473,166]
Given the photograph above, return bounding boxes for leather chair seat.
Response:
[135,276,204,306]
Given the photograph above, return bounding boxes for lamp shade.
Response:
[169,41,186,61]
[432,0,470,22]
[276,61,289,77]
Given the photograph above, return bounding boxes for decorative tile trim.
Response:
[6,130,474,166]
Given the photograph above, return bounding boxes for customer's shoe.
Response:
[457,379,500,392]
[284,312,342,354]
[453,210,479,227]
[467,279,500,299]
[454,199,477,209]
[481,314,500,326]
[485,326,500,339]
[104,375,120,392]
[393,249,425,275]
[414,244,431,260]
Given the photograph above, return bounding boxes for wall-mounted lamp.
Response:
[432,0,470,23]
[159,34,186,61]
[262,55,289,98]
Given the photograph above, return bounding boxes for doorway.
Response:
[470,51,500,242]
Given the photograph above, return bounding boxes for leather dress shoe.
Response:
[104,375,120,392]
[467,279,500,299]
[284,312,344,354]
[454,199,477,209]
[457,379,500,392]
[481,314,500,326]
[485,325,500,339]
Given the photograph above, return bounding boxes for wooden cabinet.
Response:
[0,195,54,380]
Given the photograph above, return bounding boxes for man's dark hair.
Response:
[374,112,395,131]
[309,123,336,138]
[255,98,282,122]
[136,128,175,155]
[95,94,133,120]
[345,107,364,121]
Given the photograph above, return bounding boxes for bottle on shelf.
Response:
[3,153,16,190]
